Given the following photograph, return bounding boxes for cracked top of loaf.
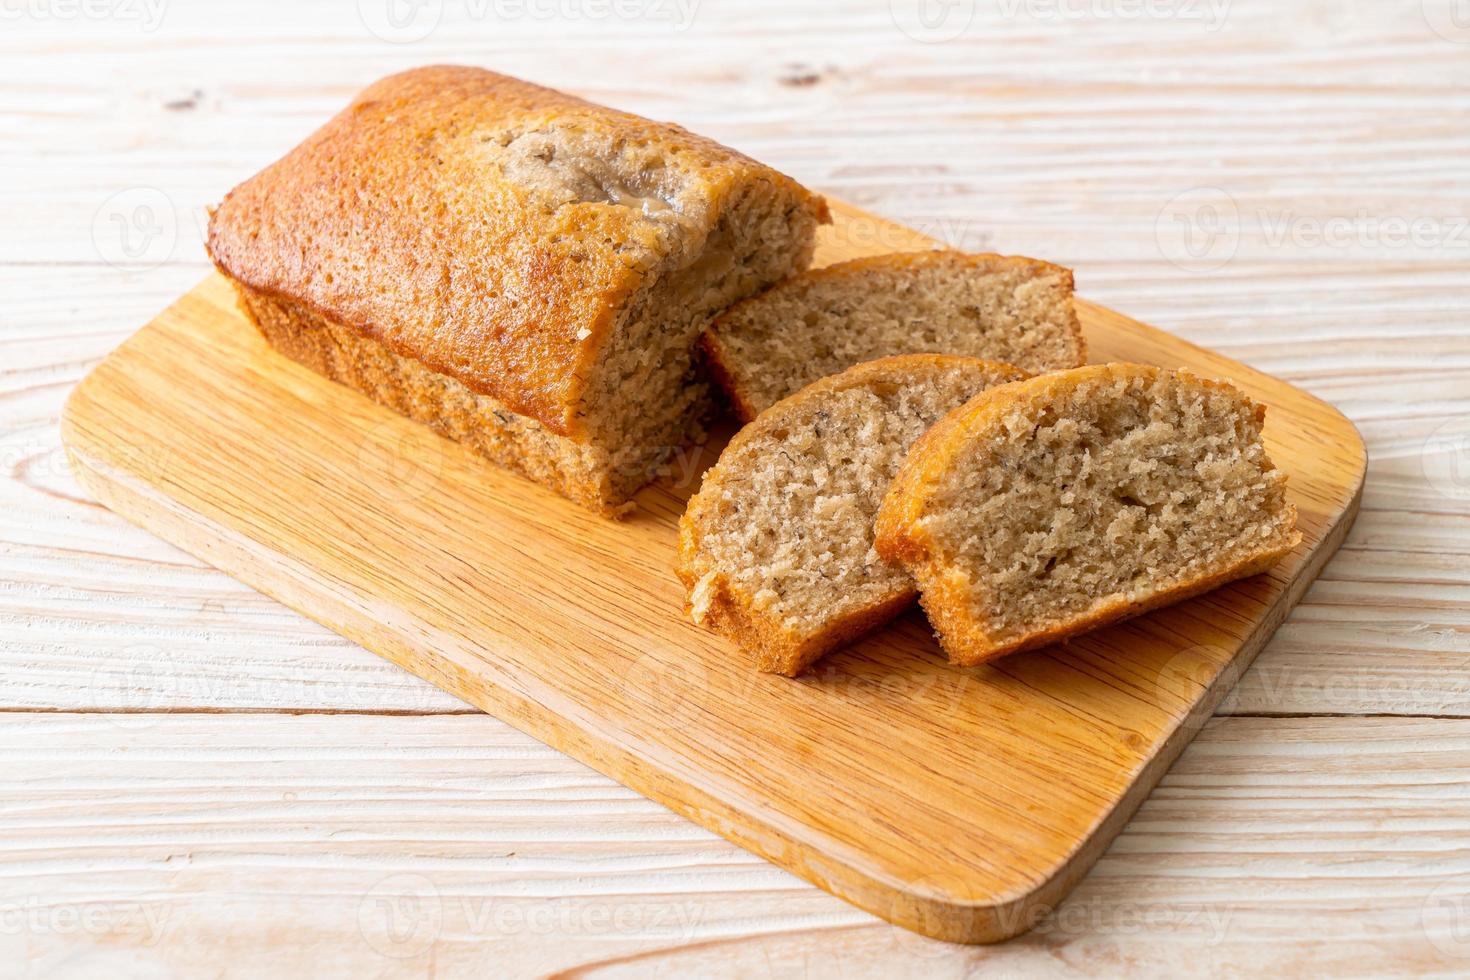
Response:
[207,65,829,436]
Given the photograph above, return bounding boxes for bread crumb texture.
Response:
[703,250,1083,420]
[876,363,1302,664]
[678,354,1028,674]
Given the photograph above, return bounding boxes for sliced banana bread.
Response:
[678,354,1028,675]
[875,363,1302,665]
[701,250,1083,421]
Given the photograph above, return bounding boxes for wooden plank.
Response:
[9,1,1470,273]
[0,712,1464,977]
[57,202,1364,941]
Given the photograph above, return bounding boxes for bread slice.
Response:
[875,363,1302,665]
[208,66,829,517]
[701,250,1083,421]
[678,354,1029,675]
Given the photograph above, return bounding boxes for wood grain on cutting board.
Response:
[60,201,1365,942]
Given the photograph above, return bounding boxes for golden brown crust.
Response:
[678,354,1030,675]
[674,554,916,677]
[208,65,828,437]
[737,249,1075,294]
[876,363,1303,665]
[913,537,1297,666]
[234,282,634,517]
[704,250,1084,423]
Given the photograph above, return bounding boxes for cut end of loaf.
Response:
[702,250,1083,421]
[577,179,828,511]
[877,363,1301,665]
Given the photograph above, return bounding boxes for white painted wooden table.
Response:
[5,1,1469,976]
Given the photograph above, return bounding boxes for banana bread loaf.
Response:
[207,66,830,515]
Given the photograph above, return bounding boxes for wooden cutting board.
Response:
[60,201,1365,944]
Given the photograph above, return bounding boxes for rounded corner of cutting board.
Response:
[857,857,1081,945]
[1268,378,1369,539]
[58,371,94,453]
[1318,394,1370,493]
[59,363,112,492]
